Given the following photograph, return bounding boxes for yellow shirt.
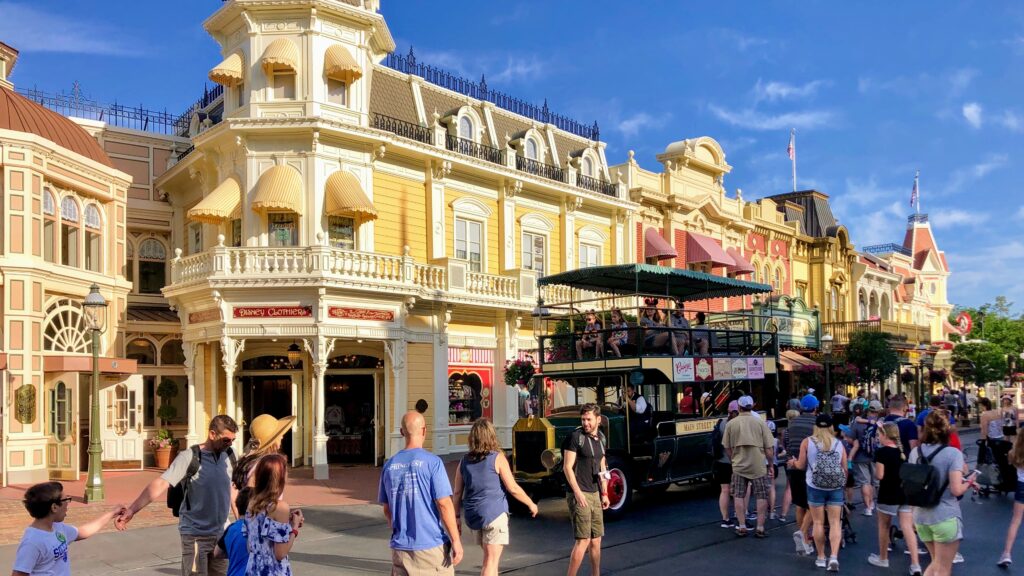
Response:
[722,412,774,479]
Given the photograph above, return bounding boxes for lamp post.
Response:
[821,333,834,412]
[83,284,108,503]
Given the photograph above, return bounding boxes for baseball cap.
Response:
[737,395,754,409]
[868,400,883,412]
[808,388,816,395]
[838,424,852,436]
[728,400,740,413]
[767,420,777,433]
[815,413,833,428]
[800,394,820,412]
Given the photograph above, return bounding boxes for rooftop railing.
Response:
[373,113,432,144]
[862,243,912,257]
[446,135,505,165]
[576,173,617,197]
[17,87,181,135]
[516,155,565,183]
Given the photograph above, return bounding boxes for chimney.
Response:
[0,42,18,90]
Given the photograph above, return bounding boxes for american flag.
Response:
[910,170,919,208]
[787,129,795,160]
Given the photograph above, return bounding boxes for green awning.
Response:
[537,264,772,302]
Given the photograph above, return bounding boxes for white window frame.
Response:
[458,115,474,141]
[581,155,594,177]
[525,137,539,160]
[578,242,601,269]
[188,222,203,255]
[454,216,484,273]
[327,78,347,106]
[521,230,547,275]
[271,69,296,100]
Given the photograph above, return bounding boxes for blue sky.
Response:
[2,1,1022,311]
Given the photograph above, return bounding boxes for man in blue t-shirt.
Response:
[379,411,463,575]
[883,398,919,456]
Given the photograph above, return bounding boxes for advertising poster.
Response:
[673,357,695,382]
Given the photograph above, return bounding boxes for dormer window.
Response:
[261,38,299,101]
[525,137,539,160]
[582,156,594,177]
[459,116,474,141]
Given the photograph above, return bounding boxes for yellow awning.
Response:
[209,53,244,87]
[261,38,299,74]
[325,171,377,219]
[251,165,302,213]
[188,177,241,224]
[324,44,362,83]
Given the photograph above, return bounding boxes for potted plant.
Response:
[157,378,179,425]
[150,428,176,470]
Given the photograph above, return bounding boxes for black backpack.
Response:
[900,445,948,508]
[709,418,725,460]
[167,445,237,517]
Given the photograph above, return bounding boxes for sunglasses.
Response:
[52,496,73,505]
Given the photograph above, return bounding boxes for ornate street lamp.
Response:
[82,284,107,503]
[821,333,834,411]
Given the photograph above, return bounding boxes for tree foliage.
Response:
[951,341,1007,384]
[845,330,899,385]
[952,296,1024,381]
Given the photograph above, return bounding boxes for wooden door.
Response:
[46,380,78,480]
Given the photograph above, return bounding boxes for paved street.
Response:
[1,430,1019,575]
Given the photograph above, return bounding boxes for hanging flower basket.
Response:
[504,358,537,388]
[901,370,916,383]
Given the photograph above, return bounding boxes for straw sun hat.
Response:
[248,414,296,453]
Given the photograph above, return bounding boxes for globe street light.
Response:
[821,333,834,411]
[82,284,107,503]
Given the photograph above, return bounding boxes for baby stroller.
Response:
[825,503,857,548]
[975,439,1014,497]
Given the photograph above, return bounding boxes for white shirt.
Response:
[13,523,79,576]
[634,395,648,414]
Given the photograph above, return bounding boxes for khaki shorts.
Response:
[472,512,510,546]
[180,533,227,576]
[391,545,455,576]
[567,491,604,540]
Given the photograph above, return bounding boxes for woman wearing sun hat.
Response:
[232,414,296,490]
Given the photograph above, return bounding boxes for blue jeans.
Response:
[807,486,845,507]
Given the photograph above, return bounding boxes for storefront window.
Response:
[328,216,355,250]
[268,213,298,247]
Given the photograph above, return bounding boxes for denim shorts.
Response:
[807,486,845,507]
[1016,480,1024,505]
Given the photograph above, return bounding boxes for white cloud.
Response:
[940,154,1008,196]
[616,112,672,138]
[0,2,137,56]
[831,177,907,246]
[930,208,990,229]
[997,110,1023,132]
[712,28,771,52]
[946,241,1024,307]
[753,79,828,103]
[858,68,977,98]
[1016,206,1024,220]
[708,104,837,131]
[491,56,546,84]
[962,102,983,128]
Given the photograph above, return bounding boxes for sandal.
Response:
[755,529,767,538]
[735,527,748,537]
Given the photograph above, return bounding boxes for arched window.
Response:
[582,156,594,177]
[458,116,474,140]
[830,287,839,321]
[84,204,102,272]
[126,338,156,365]
[774,268,782,291]
[43,189,57,263]
[751,262,759,283]
[160,339,186,365]
[49,381,71,441]
[44,299,90,354]
[138,239,167,294]
[763,265,771,289]
[525,138,538,160]
[60,196,80,267]
[858,290,868,320]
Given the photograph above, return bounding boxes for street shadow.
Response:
[288,552,392,573]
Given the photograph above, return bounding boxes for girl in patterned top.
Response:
[244,454,303,576]
[575,310,604,359]
[606,308,629,358]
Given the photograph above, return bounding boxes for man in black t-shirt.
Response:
[563,403,610,576]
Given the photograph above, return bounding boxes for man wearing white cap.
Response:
[723,395,775,537]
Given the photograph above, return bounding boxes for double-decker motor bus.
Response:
[512,264,781,517]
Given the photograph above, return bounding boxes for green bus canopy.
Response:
[537,264,772,302]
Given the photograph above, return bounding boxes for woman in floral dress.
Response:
[244,454,303,576]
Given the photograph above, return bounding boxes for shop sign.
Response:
[747,357,765,379]
[15,384,35,424]
[952,359,975,378]
[188,308,219,324]
[328,307,395,322]
[731,358,748,379]
[713,358,734,380]
[233,306,312,319]
[694,357,714,381]
[673,358,695,382]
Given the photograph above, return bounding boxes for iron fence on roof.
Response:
[862,243,912,257]
[16,87,181,135]
[173,84,224,136]
[384,48,600,142]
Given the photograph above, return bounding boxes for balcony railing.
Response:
[516,155,565,183]
[862,243,911,257]
[466,270,519,300]
[17,87,181,135]
[445,135,505,165]
[576,173,617,197]
[373,113,432,144]
[823,319,931,345]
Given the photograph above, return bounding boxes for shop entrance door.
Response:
[242,374,295,463]
[45,378,78,480]
[323,372,376,464]
[99,375,144,468]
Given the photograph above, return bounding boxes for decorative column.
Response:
[384,339,408,456]
[499,180,521,271]
[183,342,200,446]
[495,310,521,447]
[432,306,451,453]
[428,160,452,260]
[303,336,335,480]
[220,336,245,454]
[561,197,582,272]
[613,211,627,265]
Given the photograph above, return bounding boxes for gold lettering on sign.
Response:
[188,309,219,324]
[232,306,313,319]
[327,307,395,322]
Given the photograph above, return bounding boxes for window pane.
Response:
[143,376,155,428]
[526,139,537,160]
[86,231,101,272]
[273,73,295,99]
[231,219,242,247]
[44,220,55,262]
[139,261,166,294]
[61,227,78,267]
[188,223,202,254]
[328,216,355,250]
[459,116,473,140]
[237,82,246,107]
[268,213,297,247]
[327,79,346,105]
[127,339,156,365]
[160,340,186,365]
[60,197,79,222]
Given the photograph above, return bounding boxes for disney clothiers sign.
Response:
[233,306,313,318]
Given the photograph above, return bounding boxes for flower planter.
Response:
[154,446,175,470]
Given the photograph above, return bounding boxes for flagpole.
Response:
[916,170,921,214]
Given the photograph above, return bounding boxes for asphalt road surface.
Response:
[1,429,1019,575]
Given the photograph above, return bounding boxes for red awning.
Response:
[725,247,755,275]
[644,228,678,261]
[687,232,735,267]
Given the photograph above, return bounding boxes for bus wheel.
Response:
[604,456,632,519]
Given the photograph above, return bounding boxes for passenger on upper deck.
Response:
[668,302,691,356]
[606,308,629,358]
[575,310,604,360]
[639,299,671,354]
[692,312,711,356]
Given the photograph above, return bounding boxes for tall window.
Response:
[271,69,295,100]
[774,268,782,292]
[579,243,601,268]
[126,338,156,365]
[454,217,482,272]
[43,189,57,263]
[268,213,298,247]
[84,204,102,272]
[49,381,70,442]
[830,286,839,321]
[60,197,80,267]
[762,265,770,288]
[237,82,246,107]
[188,222,202,254]
[125,242,134,284]
[582,156,594,177]
[328,216,355,250]
[160,339,186,365]
[525,138,538,160]
[327,78,346,105]
[751,263,758,283]
[521,232,546,275]
[230,219,242,247]
[459,116,473,140]
[138,239,167,294]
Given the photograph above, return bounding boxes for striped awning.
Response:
[251,166,302,213]
[778,350,822,371]
[209,53,244,87]
[188,177,242,224]
[726,247,755,275]
[261,38,299,74]
[324,44,362,82]
[687,232,735,267]
[325,171,377,219]
[644,228,677,261]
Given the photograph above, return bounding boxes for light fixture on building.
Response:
[287,341,301,366]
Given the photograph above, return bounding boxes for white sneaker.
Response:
[793,531,805,554]
[863,506,874,516]
[998,553,1013,568]
[909,564,922,576]
[953,553,964,564]
[905,546,928,556]
[815,558,827,568]
[868,553,889,568]
[804,540,816,556]
[827,557,840,572]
